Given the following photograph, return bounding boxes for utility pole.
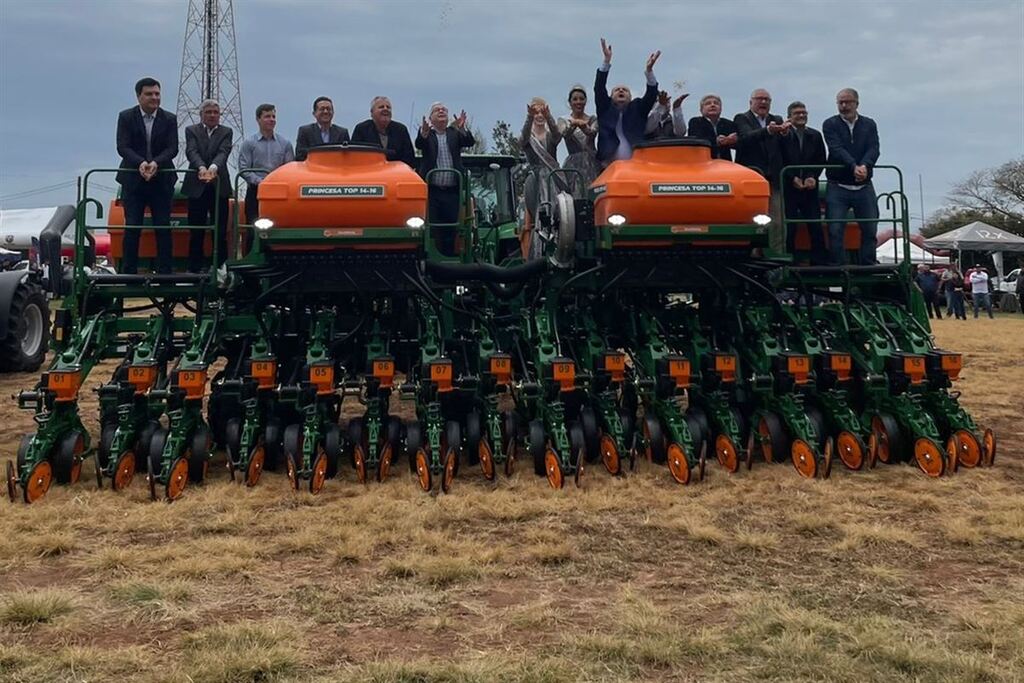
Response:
[918,174,925,233]
[174,0,243,167]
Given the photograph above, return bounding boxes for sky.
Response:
[1,0,1022,229]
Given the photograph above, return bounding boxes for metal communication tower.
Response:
[174,0,243,166]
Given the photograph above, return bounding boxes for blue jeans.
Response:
[950,291,966,319]
[945,289,954,315]
[972,292,993,318]
[825,182,878,266]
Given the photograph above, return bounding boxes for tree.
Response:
[492,120,529,201]
[465,123,488,154]
[934,158,1024,237]
[922,206,1021,238]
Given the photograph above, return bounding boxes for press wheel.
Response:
[599,434,620,475]
[744,432,755,470]
[697,442,707,482]
[23,460,52,504]
[309,448,328,494]
[666,442,691,485]
[164,456,189,501]
[791,439,817,478]
[285,452,298,491]
[6,460,17,502]
[544,447,564,490]
[245,444,265,487]
[867,432,879,469]
[951,429,981,468]
[503,438,516,477]
[914,437,945,478]
[441,447,457,494]
[836,431,865,470]
[405,421,423,473]
[378,443,393,482]
[822,438,834,479]
[715,434,739,473]
[353,444,368,484]
[982,429,996,466]
[945,437,959,476]
[870,414,903,464]
[478,439,495,481]
[757,413,788,464]
[414,448,431,492]
[529,420,547,476]
[573,444,585,488]
[188,428,211,484]
[642,414,667,464]
[580,406,600,463]
[53,431,84,485]
[112,451,136,491]
[464,411,483,467]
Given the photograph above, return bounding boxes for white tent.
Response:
[0,207,69,250]
[876,238,948,265]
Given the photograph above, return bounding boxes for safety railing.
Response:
[777,164,910,268]
[424,167,468,257]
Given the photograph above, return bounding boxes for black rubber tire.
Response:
[568,421,586,466]
[53,431,83,484]
[188,427,211,484]
[323,423,342,478]
[148,427,169,480]
[643,414,667,464]
[464,411,483,466]
[580,406,600,463]
[346,418,365,468]
[758,412,789,463]
[283,424,303,470]
[0,280,48,373]
[872,413,906,464]
[224,418,242,463]
[685,411,708,457]
[805,405,828,451]
[136,420,161,467]
[617,406,636,443]
[385,416,403,466]
[405,421,423,473]
[97,421,118,470]
[17,433,33,471]
[263,418,283,471]
[501,411,518,457]
[444,420,462,476]
[529,420,547,476]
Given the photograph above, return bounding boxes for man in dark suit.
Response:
[115,77,178,274]
[822,88,881,266]
[415,102,475,255]
[687,94,737,161]
[295,97,349,161]
[181,99,233,272]
[351,96,416,167]
[594,38,661,165]
[780,101,826,264]
[734,88,789,252]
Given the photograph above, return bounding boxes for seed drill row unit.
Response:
[6,141,996,503]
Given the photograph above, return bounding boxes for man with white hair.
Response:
[594,37,661,165]
[351,96,415,167]
[416,102,475,255]
[182,98,233,271]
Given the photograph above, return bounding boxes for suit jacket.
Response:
[733,110,784,184]
[181,123,233,199]
[594,67,658,162]
[780,125,826,185]
[295,123,350,161]
[351,119,416,167]
[116,106,178,191]
[822,114,880,186]
[687,116,737,161]
[415,126,475,181]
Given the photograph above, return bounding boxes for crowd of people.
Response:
[116,41,882,271]
[915,262,1022,321]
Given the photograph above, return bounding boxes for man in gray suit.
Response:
[182,99,233,271]
[295,96,349,161]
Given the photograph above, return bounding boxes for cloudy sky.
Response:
[1,0,1022,228]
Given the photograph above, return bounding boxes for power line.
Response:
[0,180,77,202]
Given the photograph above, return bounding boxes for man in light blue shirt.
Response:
[238,103,294,225]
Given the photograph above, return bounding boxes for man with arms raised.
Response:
[416,102,475,255]
[115,77,178,274]
[822,88,880,265]
[295,96,349,161]
[594,38,661,165]
[351,96,416,167]
[182,99,233,271]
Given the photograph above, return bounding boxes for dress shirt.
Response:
[239,132,295,185]
[644,103,687,136]
[432,128,456,186]
[598,62,658,161]
[838,116,865,191]
[140,106,156,157]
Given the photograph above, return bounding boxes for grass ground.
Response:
[0,316,1022,682]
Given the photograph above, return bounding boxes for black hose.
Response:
[424,258,548,284]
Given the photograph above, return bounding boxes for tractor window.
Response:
[468,165,515,226]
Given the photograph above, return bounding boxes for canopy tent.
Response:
[922,221,1024,278]
[876,238,948,265]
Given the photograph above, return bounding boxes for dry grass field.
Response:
[0,315,1022,682]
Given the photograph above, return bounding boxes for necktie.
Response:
[145,114,153,158]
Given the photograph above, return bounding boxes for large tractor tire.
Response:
[0,275,49,373]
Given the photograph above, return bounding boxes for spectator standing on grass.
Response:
[940,267,955,316]
[970,265,994,319]
[914,264,942,320]
[942,266,967,320]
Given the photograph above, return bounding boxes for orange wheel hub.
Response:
[666,443,690,485]
[442,447,457,493]
[285,453,297,490]
[914,438,944,478]
[791,439,817,478]
[715,435,738,473]
[378,443,393,481]
[112,451,136,491]
[757,419,774,463]
[836,431,863,470]
[952,430,980,468]
[982,429,996,466]
[165,457,189,501]
[69,433,84,484]
[478,440,495,480]
[24,460,52,504]
[414,448,431,492]
[870,416,893,464]
[310,449,328,494]
[544,447,563,489]
[945,437,959,475]
[867,432,879,469]
[246,445,265,487]
[353,445,367,484]
[600,434,620,475]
